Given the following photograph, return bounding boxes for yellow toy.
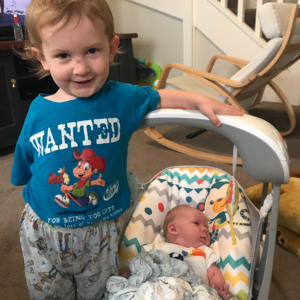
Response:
[277,225,300,259]
[245,177,300,258]
[226,178,239,245]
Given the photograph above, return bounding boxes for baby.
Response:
[143,205,230,300]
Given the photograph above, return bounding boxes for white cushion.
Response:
[230,38,282,83]
[217,37,283,107]
[165,75,219,99]
[259,3,300,43]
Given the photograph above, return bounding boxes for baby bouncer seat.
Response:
[115,109,289,300]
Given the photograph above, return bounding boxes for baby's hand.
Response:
[120,267,131,278]
[211,282,230,300]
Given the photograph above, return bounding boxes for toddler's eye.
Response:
[58,53,69,59]
[87,48,98,55]
[194,222,199,225]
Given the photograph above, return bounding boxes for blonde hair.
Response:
[21,0,116,78]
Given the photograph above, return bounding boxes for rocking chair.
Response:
[145,2,300,164]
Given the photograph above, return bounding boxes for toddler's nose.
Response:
[74,59,90,75]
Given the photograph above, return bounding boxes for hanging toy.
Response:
[225,146,240,245]
[226,178,239,245]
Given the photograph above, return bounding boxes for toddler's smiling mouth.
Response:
[73,79,93,85]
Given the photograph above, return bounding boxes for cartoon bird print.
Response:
[205,180,250,244]
[205,181,230,244]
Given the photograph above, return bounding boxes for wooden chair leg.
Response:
[268,80,296,136]
[144,127,242,165]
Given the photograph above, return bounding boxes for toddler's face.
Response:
[34,15,119,101]
[175,208,210,248]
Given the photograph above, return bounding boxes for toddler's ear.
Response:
[31,47,49,71]
[168,222,178,236]
[109,35,120,62]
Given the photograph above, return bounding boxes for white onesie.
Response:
[143,242,219,285]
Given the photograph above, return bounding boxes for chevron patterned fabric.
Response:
[119,167,252,299]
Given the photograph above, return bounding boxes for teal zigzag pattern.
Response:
[131,214,162,233]
[217,255,251,271]
[160,169,231,185]
[146,185,206,208]
[217,227,251,241]
[122,236,145,253]
[156,179,211,194]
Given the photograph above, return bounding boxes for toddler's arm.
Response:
[207,263,230,300]
[157,89,243,127]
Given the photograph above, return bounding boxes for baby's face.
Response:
[176,208,210,248]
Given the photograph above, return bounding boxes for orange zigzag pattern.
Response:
[125,224,153,239]
[224,270,249,286]
[177,167,221,174]
[119,247,135,261]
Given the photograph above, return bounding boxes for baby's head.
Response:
[163,205,210,248]
[24,0,117,78]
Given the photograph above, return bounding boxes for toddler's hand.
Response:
[197,97,244,127]
[212,282,230,300]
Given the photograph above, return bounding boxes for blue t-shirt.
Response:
[11,81,160,228]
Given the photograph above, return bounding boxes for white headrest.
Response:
[258,3,300,43]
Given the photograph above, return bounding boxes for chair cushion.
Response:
[165,75,219,99]
[259,3,300,43]
[218,37,282,108]
[119,167,253,300]
[165,37,282,108]
[229,38,282,83]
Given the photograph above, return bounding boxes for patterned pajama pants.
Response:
[20,204,120,300]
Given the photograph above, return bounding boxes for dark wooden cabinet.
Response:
[108,34,138,84]
[0,34,138,149]
[0,50,24,148]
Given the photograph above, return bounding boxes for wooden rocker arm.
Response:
[266,80,296,136]
[157,63,256,90]
[206,54,250,73]
[185,73,247,112]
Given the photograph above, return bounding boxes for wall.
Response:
[107,0,183,77]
